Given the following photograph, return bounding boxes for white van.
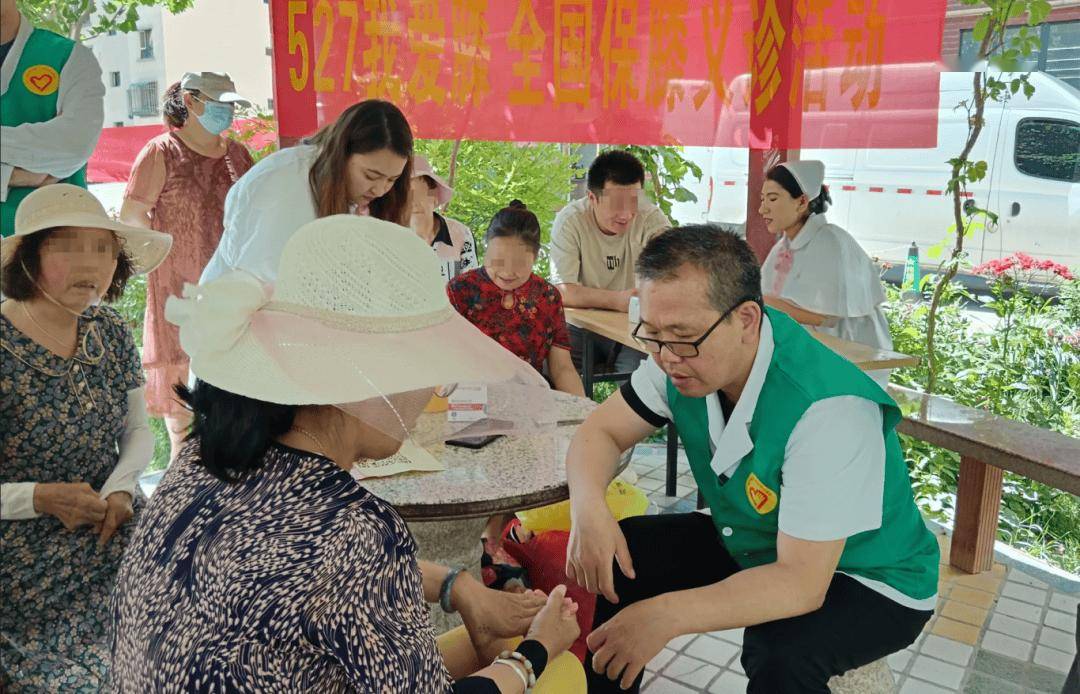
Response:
[674,71,1080,277]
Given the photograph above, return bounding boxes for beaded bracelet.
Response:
[492,658,531,693]
[496,650,537,690]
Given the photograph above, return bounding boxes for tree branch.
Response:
[926,15,998,393]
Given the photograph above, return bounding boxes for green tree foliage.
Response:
[16,0,194,40]
[415,140,578,276]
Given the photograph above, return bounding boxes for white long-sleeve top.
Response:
[1,388,154,519]
[0,13,105,201]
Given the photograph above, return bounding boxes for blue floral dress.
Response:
[0,305,144,692]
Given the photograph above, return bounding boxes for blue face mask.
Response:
[195,99,234,135]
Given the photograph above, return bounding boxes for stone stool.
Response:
[829,658,896,693]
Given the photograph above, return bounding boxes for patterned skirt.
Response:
[1,512,136,692]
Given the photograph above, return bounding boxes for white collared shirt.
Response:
[0,13,105,201]
[200,145,322,284]
[623,315,932,610]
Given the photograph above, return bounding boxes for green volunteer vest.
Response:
[667,307,938,603]
[1,27,87,237]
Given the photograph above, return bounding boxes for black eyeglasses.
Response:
[632,296,760,358]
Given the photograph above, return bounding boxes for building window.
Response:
[1015,118,1080,182]
[110,71,121,87]
[960,20,1080,89]
[138,29,154,60]
[114,122,125,127]
[265,46,273,57]
[127,81,159,118]
[267,97,274,112]
[108,29,117,36]
[1047,20,1080,90]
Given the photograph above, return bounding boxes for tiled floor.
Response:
[623,445,1078,694]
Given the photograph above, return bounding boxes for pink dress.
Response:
[125,132,254,417]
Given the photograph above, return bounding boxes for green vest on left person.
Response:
[0,27,87,237]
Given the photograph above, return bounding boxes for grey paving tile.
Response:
[1049,593,1079,614]
[987,613,1038,642]
[1038,626,1075,653]
[909,654,965,690]
[648,648,678,673]
[920,634,974,666]
[1006,571,1049,590]
[899,677,956,693]
[1033,645,1074,674]
[1044,609,1076,635]
[709,628,744,646]
[665,633,698,652]
[636,476,668,493]
[641,675,699,693]
[971,650,1027,680]
[644,469,671,482]
[683,635,739,668]
[981,631,1034,661]
[889,648,915,672]
[707,671,749,693]
[664,654,720,689]
[962,671,1024,694]
[994,597,1043,623]
[1000,582,1048,607]
[1026,660,1069,692]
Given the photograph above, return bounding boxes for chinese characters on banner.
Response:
[270,0,945,148]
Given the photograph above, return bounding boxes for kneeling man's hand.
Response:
[588,598,673,690]
[566,505,635,604]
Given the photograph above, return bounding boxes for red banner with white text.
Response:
[269,0,946,148]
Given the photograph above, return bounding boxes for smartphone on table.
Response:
[445,435,502,449]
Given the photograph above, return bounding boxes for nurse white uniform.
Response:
[761,213,894,385]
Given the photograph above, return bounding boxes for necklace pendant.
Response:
[501,293,516,311]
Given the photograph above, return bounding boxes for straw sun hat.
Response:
[1,184,172,274]
[166,214,545,407]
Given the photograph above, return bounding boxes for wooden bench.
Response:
[887,385,1080,574]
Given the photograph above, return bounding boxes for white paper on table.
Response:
[349,439,446,480]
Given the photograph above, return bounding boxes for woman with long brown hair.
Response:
[200,99,414,284]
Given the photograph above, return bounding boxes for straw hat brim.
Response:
[189,310,546,407]
[1,212,173,275]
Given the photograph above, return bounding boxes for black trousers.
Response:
[585,513,934,693]
[568,325,644,375]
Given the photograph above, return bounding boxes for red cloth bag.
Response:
[501,520,597,662]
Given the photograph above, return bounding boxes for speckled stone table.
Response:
[362,392,614,632]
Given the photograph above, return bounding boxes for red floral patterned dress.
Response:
[446,268,571,373]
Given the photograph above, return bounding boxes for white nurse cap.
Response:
[778,160,826,200]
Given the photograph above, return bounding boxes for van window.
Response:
[1015,119,1080,182]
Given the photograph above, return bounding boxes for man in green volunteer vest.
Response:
[566,225,939,693]
[0,0,105,237]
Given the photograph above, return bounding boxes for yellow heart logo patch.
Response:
[23,65,60,96]
[745,472,778,514]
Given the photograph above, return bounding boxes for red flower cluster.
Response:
[1048,328,1080,348]
[971,253,1075,281]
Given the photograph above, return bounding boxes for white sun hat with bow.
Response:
[166,214,553,441]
